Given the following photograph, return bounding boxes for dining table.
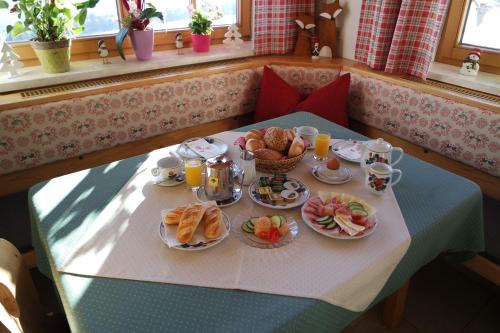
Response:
[29,112,484,333]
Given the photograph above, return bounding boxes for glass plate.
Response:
[332,140,364,163]
[176,137,229,160]
[301,196,377,240]
[248,177,310,209]
[159,212,231,251]
[234,215,299,249]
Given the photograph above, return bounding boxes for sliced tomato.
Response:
[352,216,368,227]
[268,227,281,243]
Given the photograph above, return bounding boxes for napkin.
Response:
[185,139,224,159]
[336,141,363,161]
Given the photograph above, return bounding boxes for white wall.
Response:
[316,0,362,60]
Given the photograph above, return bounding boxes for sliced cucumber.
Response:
[241,222,254,233]
[326,221,337,229]
[315,216,331,222]
[348,202,365,209]
[271,215,281,228]
[317,217,333,225]
[249,218,258,226]
[351,208,368,216]
[279,215,286,227]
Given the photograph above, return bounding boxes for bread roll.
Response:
[285,129,295,142]
[164,206,187,225]
[245,138,266,152]
[176,203,208,243]
[288,136,305,158]
[264,127,288,152]
[202,206,222,239]
[254,148,284,160]
[244,129,263,141]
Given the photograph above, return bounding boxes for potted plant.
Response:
[1,0,99,74]
[188,5,222,52]
[116,0,163,61]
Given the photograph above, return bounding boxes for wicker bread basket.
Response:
[255,149,307,173]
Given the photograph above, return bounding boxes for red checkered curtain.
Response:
[254,0,315,55]
[355,0,449,79]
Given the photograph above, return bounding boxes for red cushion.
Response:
[296,73,351,127]
[254,66,301,122]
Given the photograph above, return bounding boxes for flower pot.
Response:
[130,29,154,61]
[191,34,211,52]
[31,39,71,74]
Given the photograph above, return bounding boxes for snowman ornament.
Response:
[460,48,481,76]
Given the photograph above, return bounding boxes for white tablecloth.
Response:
[58,131,410,312]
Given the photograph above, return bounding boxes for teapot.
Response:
[204,155,244,201]
[360,138,404,171]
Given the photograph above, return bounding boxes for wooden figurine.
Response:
[319,0,343,57]
[176,33,184,55]
[294,14,316,56]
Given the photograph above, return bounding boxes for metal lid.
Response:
[206,155,232,169]
[366,138,392,153]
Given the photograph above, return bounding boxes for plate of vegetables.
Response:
[237,215,299,249]
[301,192,377,240]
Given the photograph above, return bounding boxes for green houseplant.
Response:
[188,5,222,52]
[1,0,99,73]
[115,0,163,61]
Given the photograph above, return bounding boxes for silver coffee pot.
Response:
[204,155,244,201]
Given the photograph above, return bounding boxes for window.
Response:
[7,0,250,65]
[436,0,500,74]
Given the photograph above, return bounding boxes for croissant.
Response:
[202,206,222,239]
[164,206,187,225]
[176,203,208,243]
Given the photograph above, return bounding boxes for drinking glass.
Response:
[185,159,203,191]
[314,132,330,161]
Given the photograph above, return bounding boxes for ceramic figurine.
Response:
[0,38,23,78]
[223,24,244,48]
[176,33,184,55]
[460,48,481,76]
[97,40,111,64]
[311,35,320,59]
[319,45,333,58]
[294,14,316,56]
[319,0,343,57]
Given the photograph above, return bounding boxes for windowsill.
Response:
[0,42,255,93]
[428,62,500,96]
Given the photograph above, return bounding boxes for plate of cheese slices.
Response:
[159,201,230,251]
[301,192,377,240]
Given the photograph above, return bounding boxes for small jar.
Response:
[240,150,256,186]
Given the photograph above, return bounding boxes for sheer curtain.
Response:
[355,0,449,79]
[254,0,315,55]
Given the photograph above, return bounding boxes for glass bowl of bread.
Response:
[234,127,307,173]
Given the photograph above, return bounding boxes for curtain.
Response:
[254,0,315,55]
[355,0,449,79]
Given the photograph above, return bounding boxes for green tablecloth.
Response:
[29,112,484,333]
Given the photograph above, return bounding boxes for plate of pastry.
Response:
[159,201,230,251]
[237,214,299,249]
[301,192,378,240]
[248,175,310,209]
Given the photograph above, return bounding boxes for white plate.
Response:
[159,212,230,251]
[248,177,310,209]
[332,140,364,163]
[196,184,243,207]
[311,165,352,185]
[176,137,228,160]
[152,171,186,187]
[301,195,377,240]
[235,215,299,249]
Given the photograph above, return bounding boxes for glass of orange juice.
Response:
[314,132,331,161]
[185,159,203,191]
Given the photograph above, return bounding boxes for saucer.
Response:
[312,165,352,185]
[196,184,243,207]
[152,172,186,187]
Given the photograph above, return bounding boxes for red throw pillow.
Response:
[296,73,351,128]
[254,66,351,127]
[254,66,302,122]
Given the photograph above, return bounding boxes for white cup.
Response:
[294,126,319,149]
[151,157,182,179]
[365,162,402,195]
